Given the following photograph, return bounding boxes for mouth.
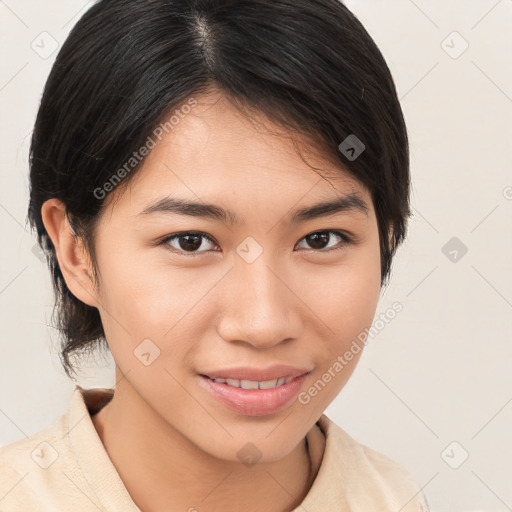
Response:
[201,374,299,390]
[198,368,311,416]
[200,364,312,383]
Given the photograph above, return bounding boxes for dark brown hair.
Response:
[27,0,410,378]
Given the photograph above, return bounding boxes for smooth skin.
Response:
[42,88,382,512]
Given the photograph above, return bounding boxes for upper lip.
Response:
[201,364,312,382]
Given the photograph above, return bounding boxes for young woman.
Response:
[0,0,429,510]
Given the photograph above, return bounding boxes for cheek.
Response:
[305,246,381,341]
[303,241,381,381]
[298,261,380,411]
[96,240,190,324]
[93,243,175,347]
[95,246,221,364]
[334,266,381,338]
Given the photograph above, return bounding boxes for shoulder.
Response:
[0,398,72,469]
[0,420,64,510]
[0,388,94,511]
[358,442,430,510]
[317,415,430,511]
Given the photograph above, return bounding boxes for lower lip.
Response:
[198,373,309,416]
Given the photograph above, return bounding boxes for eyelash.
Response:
[158,230,354,256]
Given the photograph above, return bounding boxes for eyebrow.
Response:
[138,192,369,225]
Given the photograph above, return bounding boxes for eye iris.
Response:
[179,234,202,251]
[306,232,329,249]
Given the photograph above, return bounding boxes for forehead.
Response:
[104,91,372,219]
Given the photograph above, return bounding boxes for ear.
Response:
[41,198,99,308]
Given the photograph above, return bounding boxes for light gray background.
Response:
[1,1,511,511]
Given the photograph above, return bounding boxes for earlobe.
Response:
[40,198,99,308]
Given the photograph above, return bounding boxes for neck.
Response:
[91,378,320,512]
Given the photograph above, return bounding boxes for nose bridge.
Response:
[217,251,301,348]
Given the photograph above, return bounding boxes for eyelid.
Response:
[158,231,219,255]
[158,229,355,256]
[295,230,353,252]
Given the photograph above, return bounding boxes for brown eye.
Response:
[296,230,351,251]
[161,232,218,254]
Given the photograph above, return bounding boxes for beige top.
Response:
[0,386,429,511]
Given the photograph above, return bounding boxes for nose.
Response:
[216,256,303,349]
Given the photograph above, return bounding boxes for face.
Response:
[89,89,382,462]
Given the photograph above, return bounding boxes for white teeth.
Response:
[211,376,295,389]
[240,379,259,389]
[258,379,278,389]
